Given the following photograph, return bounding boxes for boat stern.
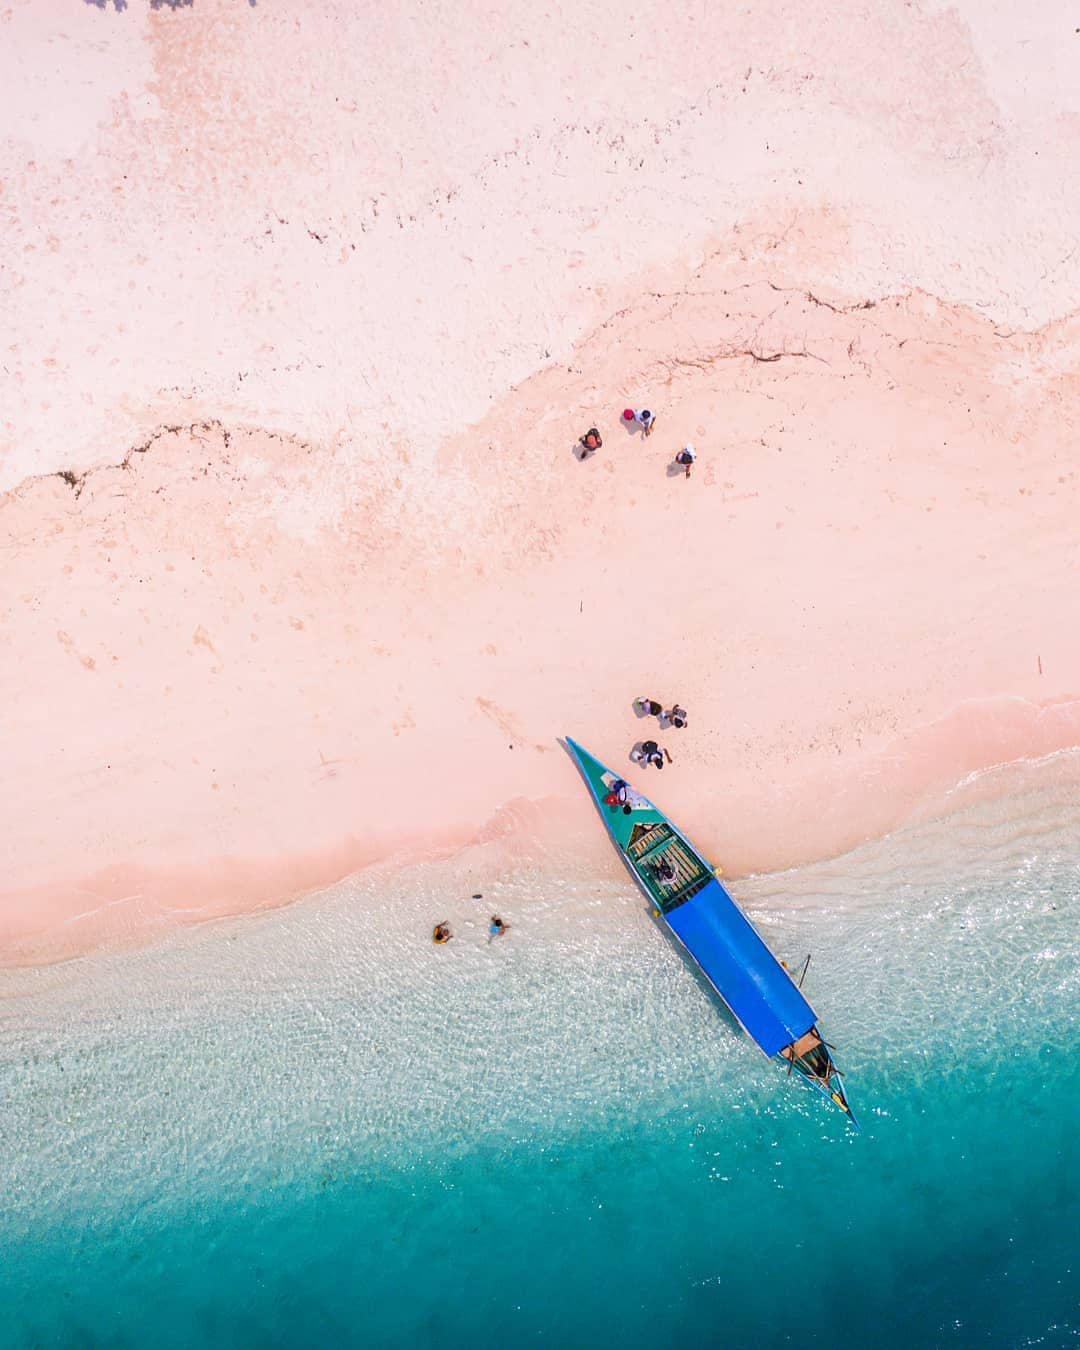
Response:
[780,1029,859,1128]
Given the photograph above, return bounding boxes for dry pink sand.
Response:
[2,0,1078,964]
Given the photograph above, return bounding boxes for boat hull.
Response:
[563,737,856,1123]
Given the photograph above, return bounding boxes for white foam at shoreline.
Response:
[1,770,1075,1241]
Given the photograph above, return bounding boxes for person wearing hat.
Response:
[623,407,655,437]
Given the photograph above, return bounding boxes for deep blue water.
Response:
[1,779,1077,1348]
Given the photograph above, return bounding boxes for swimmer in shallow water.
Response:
[432,922,452,944]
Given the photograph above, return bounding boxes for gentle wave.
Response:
[0,769,1077,1347]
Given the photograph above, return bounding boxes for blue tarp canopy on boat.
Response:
[666,880,816,1057]
[561,736,817,1061]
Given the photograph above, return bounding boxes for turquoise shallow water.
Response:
[1,771,1077,1348]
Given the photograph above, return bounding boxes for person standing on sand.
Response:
[579,427,602,457]
[634,697,663,718]
[674,444,696,478]
[663,704,688,729]
[623,408,656,437]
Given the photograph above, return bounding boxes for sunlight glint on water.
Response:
[0,771,1076,1348]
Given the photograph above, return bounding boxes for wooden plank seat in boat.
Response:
[633,828,708,876]
[644,840,712,913]
[664,840,707,885]
[629,822,671,860]
[646,842,706,885]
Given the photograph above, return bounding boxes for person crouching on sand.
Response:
[634,697,663,718]
[623,407,655,436]
[674,444,695,478]
[643,739,666,769]
[632,740,669,769]
[579,427,602,458]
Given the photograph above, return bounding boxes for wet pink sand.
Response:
[2,1,1078,963]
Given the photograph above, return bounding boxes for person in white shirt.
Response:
[623,407,656,437]
[674,444,696,478]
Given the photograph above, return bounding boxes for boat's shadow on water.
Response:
[644,904,741,1034]
[560,735,775,1081]
[561,742,760,1068]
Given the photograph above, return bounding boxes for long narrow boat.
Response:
[564,737,857,1125]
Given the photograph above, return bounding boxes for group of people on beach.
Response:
[630,696,687,769]
[578,406,696,478]
[599,699,691,821]
[432,410,691,946]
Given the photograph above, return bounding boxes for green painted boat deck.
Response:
[564,738,714,913]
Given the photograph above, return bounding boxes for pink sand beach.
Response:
[2,0,1078,964]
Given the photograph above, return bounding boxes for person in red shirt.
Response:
[579,427,602,457]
